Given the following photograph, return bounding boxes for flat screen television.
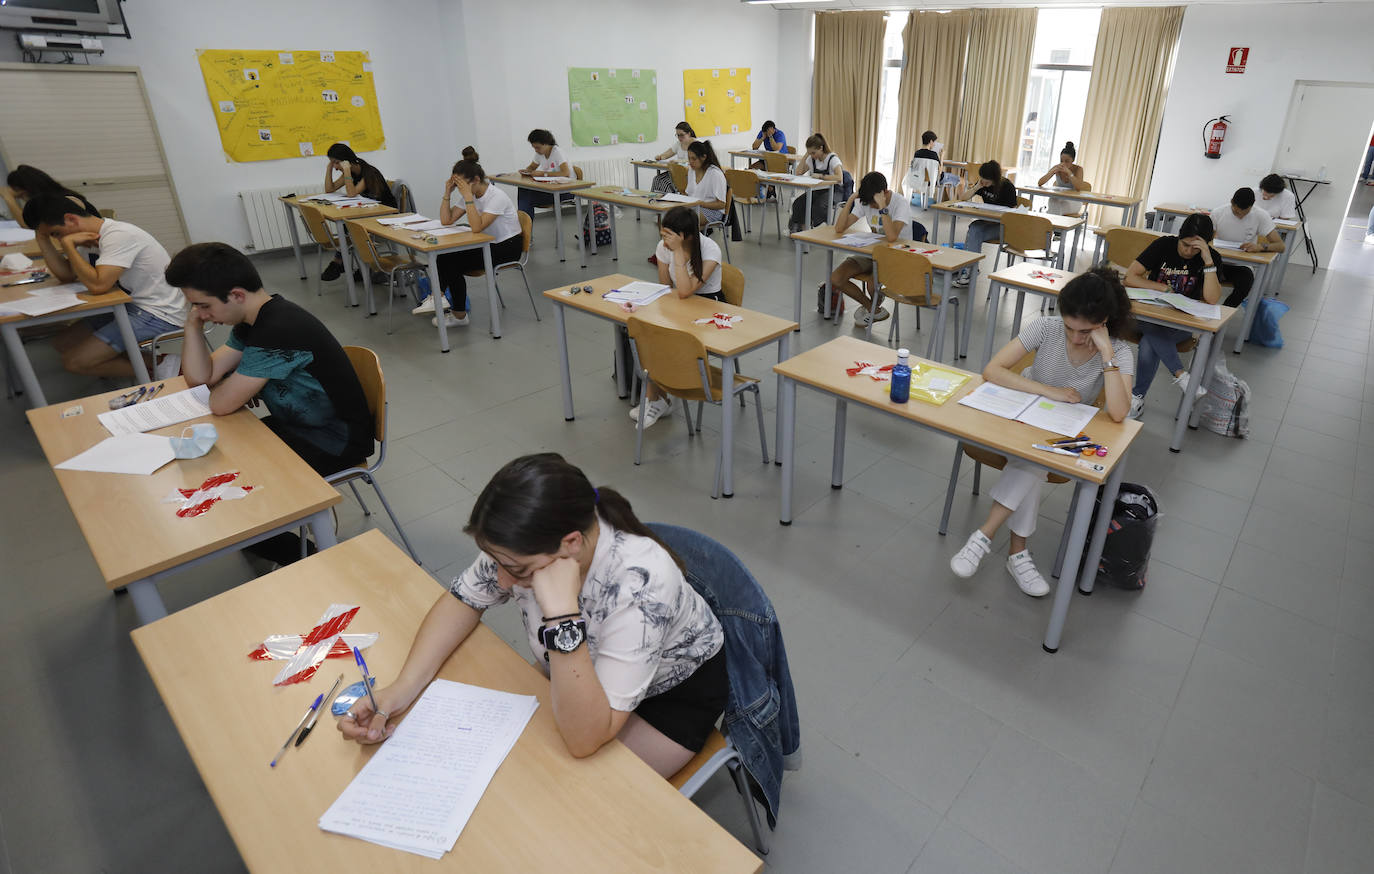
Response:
[0,0,128,36]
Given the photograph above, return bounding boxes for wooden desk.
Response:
[727,149,805,170]
[1,262,151,407]
[544,273,797,497]
[26,376,341,624]
[773,336,1141,651]
[1150,202,1300,300]
[281,197,398,309]
[491,174,595,264]
[131,530,761,873]
[348,217,497,349]
[983,261,1240,452]
[570,186,692,268]
[630,158,674,193]
[787,226,982,361]
[758,171,835,227]
[929,202,1085,269]
[1017,185,1142,227]
[1091,224,1278,354]
[0,236,41,259]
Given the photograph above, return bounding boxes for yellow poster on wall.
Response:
[197,49,385,163]
[682,67,751,138]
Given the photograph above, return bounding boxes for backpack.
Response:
[1195,353,1250,438]
[824,155,855,203]
[581,202,612,248]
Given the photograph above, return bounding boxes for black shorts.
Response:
[697,291,724,303]
[633,647,728,753]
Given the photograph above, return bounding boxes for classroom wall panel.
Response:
[1148,2,1374,267]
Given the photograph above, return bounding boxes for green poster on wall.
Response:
[568,67,659,147]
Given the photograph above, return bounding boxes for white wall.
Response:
[775,10,814,146]
[0,0,460,250]
[1148,2,1374,264]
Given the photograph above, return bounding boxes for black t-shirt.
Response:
[973,178,1018,207]
[227,296,374,461]
[912,148,940,161]
[1134,236,1222,300]
[350,165,397,207]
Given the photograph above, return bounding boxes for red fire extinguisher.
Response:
[1203,116,1230,159]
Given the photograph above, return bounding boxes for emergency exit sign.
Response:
[1226,47,1249,73]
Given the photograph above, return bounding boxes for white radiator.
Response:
[572,157,633,189]
[238,184,322,252]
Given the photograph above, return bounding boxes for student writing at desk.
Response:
[338,453,728,779]
[1037,141,1091,215]
[952,160,1018,288]
[428,158,523,330]
[1122,213,1223,418]
[684,140,729,229]
[517,128,573,221]
[950,270,1134,596]
[5,164,100,226]
[1255,173,1297,220]
[167,242,374,564]
[411,146,481,317]
[787,133,846,233]
[24,193,187,380]
[1210,186,1283,307]
[829,171,927,327]
[320,143,397,282]
[649,122,696,194]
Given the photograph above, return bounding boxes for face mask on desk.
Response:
[170,423,218,459]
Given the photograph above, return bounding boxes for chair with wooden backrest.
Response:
[626,316,768,499]
[298,203,341,296]
[464,210,540,321]
[725,168,780,245]
[720,263,744,307]
[868,245,960,356]
[345,220,426,333]
[785,144,797,154]
[762,152,791,175]
[703,186,734,264]
[1017,196,1034,210]
[669,162,688,193]
[1101,227,1157,274]
[390,179,415,214]
[993,210,1056,273]
[302,346,421,564]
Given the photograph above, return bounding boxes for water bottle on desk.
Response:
[890,348,911,404]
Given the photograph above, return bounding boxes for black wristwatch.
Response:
[541,618,587,656]
[878,207,890,216]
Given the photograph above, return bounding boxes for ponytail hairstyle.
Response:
[675,121,696,138]
[661,205,704,282]
[805,133,829,154]
[461,145,480,162]
[1178,212,1215,242]
[527,128,557,147]
[1060,141,1077,161]
[687,139,721,171]
[464,453,685,572]
[452,159,487,183]
[7,164,98,215]
[1058,267,1134,339]
[326,142,388,200]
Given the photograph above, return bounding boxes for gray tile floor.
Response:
[2,202,1372,873]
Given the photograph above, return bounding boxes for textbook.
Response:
[958,382,1099,437]
[1125,288,1222,320]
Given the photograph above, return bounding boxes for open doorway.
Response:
[1327,123,1374,275]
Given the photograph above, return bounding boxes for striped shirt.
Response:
[1018,316,1135,402]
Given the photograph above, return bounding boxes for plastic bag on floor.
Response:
[1244,296,1289,348]
[1088,483,1161,591]
[1195,352,1251,438]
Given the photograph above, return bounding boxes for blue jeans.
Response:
[517,188,555,214]
[86,305,181,353]
[1133,323,1192,395]
[959,219,1002,279]
[1362,145,1374,180]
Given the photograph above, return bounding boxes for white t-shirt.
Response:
[449,516,724,711]
[670,141,691,163]
[686,164,727,206]
[96,219,187,326]
[1255,186,1297,220]
[654,235,723,297]
[534,145,570,177]
[848,197,918,241]
[1045,173,1083,216]
[1210,204,1275,246]
[805,152,842,178]
[474,184,521,243]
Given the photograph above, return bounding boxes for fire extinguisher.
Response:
[1203,116,1230,159]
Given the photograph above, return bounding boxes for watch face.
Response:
[549,621,585,653]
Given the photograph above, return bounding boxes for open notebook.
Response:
[958,382,1099,438]
[1126,288,1222,320]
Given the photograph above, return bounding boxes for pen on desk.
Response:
[296,674,343,747]
[353,646,381,715]
[141,382,165,402]
[1033,443,1082,457]
[271,693,323,768]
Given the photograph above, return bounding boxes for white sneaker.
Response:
[638,397,673,428]
[153,353,181,380]
[629,403,641,422]
[1128,394,1145,419]
[851,306,870,325]
[952,272,971,288]
[871,307,890,322]
[1172,371,1207,398]
[1007,549,1050,597]
[432,312,469,328]
[412,298,450,315]
[950,529,992,578]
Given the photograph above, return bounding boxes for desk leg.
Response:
[931,273,950,361]
[427,256,450,353]
[554,192,566,262]
[1233,262,1268,354]
[1170,330,1211,453]
[555,305,575,420]
[1011,290,1026,336]
[1069,224,1083,270]
[831,398,847,487]
[775,332,790,467]
[112,304,152,383]
[865,262,880,342]
[804,190,813,232]
[1043,481,1094,653]
[480,243,501,339]
[127,578,168,626]
[337,220,359,307]
[822,249,835,320]
[361,261,377,315]
[1092,234,1105,266]
[779,376,796,524]
[609,202,619,262]
[306,508,338,550]
[982,280,1002,368]
[574,196,586,267]
[931,215,940,244]
[285,201,306,279]
[721,355,737,498]
[1077,464,1124,596]
[792,238,804,329]
[0,323,45,408]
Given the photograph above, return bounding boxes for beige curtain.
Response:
[953,8,1036,171]
[812,10,886,177]
[1079,7,1185,227]
[891,10,972,190]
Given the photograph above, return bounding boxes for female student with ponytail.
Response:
[516,128,574,217]
[952,159,1017,288]
[320,143,397,281]
[5,164,99,224]
[649,122,697,193]
[1037,142,1091,216]
[684,140,728,227]
[337,453,727,777]
[949,269,1135,597]
[423,157,523,329]
[788,133,845,232]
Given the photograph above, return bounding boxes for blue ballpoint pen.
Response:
[353,646,381,715]
[270,693,323,768]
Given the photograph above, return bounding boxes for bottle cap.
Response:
[896,347,910,360]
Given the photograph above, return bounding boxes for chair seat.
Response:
[853,272,941,308]
[665,367,759,403]
[963,443,1070,484]
[669,729,728,790]
[465,260,521,277]
[1003,245,1051,260]
[377,254,419,272]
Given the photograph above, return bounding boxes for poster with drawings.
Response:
[197,48,385,162]
[682,67,750,137]
[567,67,659,147]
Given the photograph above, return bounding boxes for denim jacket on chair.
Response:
[649,523,802,828]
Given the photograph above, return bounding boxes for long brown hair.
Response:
[662,206,704,283]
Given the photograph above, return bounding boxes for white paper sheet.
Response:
[425,227,470,237]
[1212,238,1243,250]
[25,281,88,297]
[55,432,175,475]
[534,176,575,183]
[376,214,431,226]
[833,232,884,248]
[957,382,1039,419]
[1126,289,1222,321]
[1014,398,1099,438]
[97,385,212,436]
[603,280,671,305]
[0,227,36,245]
[0,293,82,317]
[318,680,538,859]
[406,220,446,231]
[656,193,698,203]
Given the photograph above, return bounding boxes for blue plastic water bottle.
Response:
[890,348,911,403]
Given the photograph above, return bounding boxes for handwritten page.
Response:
[0,293,82,316]
[318,680,538,859]
[1127,289,1222,321]
[97,385,212,436]
[55,432,174,475]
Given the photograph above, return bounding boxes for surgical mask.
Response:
[170,423,218,459]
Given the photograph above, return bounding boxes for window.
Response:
[873,11,909,181]
[1019,9,1101,182]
